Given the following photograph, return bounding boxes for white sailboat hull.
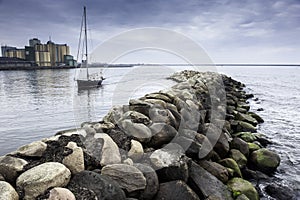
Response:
[77,79,103,89]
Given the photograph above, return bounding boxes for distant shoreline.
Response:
[0,63,299,71]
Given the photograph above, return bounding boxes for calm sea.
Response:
[0,65,299,198]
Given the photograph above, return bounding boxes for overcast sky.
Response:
[0,0,299,64]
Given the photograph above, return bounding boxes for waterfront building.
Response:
[4,48,26,59]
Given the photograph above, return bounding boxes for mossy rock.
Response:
[233,132,257,143]
[236,121,257,133]
[236,194,250,200]
[235,112,258,126]
[219,158,242,178]
[229,149,247,169]
[227,178,259,200]
[248,143,260,153]
[248,112,264,123]
[249,148,280,174]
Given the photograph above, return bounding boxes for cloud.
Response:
[0,0,299,63]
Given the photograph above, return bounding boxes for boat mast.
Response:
[84,6,89,79]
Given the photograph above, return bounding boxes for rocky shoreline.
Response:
[0,70,283,200]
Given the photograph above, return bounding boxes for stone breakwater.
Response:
[0,70,282,200]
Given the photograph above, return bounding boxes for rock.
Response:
[213,132,230,158]
[67,170,126,200]
[47,187,76,200]
[13,141,47,157]
[85,133,121,166]
[154,180,200,200]
[0,181,19,200]
[188,162,233,200]
[241,168,269,181]
[219,158,242,178]
[235,112,258,126]
[120,119,152,143]
[62,142,85,174]
[144,92,174,104]
[148,123,178,148]
[0,156,28,184]
[233,121,257,133]
[249,148,280,174]
[129,99,153,116]
[93,122,115,132]
[248,112,264,123]
[101,164,146,194]
[236,194,250,200]
[150,143,189,182]
[265,183,296,200]
[230,137,250,156]
[16,162,71,200]
[198,160,229,183]
[227,178,259,200]
[172,136,202,158]
[134,164,159,200]
[229,149,247,169]
[128,140,144,161]
[0,173,4,181]
[233,132,257,143]
[248,143,260,153]
[119,110,152,125]
[123,158,134,165]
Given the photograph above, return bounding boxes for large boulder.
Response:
[13,141,47,157]
[230,137,250,156]
[198,160,229,183]
[62,142,85,174]
[229,149,247,169]
[150,143,189,182]
[219,158,242,178]
[265,183,296,200]
[101,164,146,195]
[188,162,233,200]
[249,148,280,174]
[154,180,200,200]
[233,132,257,143]
[227,178,259,200]
[84,133,121,166]
[0,181,19,200]
[120,119,152,143]
[67,170,126,200]
[16,162,71,199]
[0,156,28,184]
[148,123,178,148]
[235,112,258,126]
[134,163,159,200]
[128,140,144,161]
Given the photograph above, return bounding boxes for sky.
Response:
[0,0,299,64]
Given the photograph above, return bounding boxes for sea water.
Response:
[0,65,299,198]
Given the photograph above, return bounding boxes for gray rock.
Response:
[188,162,233,200]
[236,194,250,200]
[265,183,296,200]
[84,133,121,166]
[235,112,258,126]
[120,119,152,143]
[0,181,19,200]
[198,160,229,183]
[119,110,152,125]
[13,141,47,157]
[134,164,159,200]
[154,180,200,200]
[230,137,250,156]
[95,133,121,166]
[128,140,144,161]
[67,170,126,200]
[129,99,153,116]
[0,156,28,184]
[93,122,115,132]
[101,164,146,194]
[16,162,71,199]
[150,143,189,182]
[0,173,4,181]
[229,149,247,169]
[47,187,76,200]
[148,123,178,148]
[62,142,85,174]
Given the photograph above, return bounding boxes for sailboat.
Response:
[76,6,104,89]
